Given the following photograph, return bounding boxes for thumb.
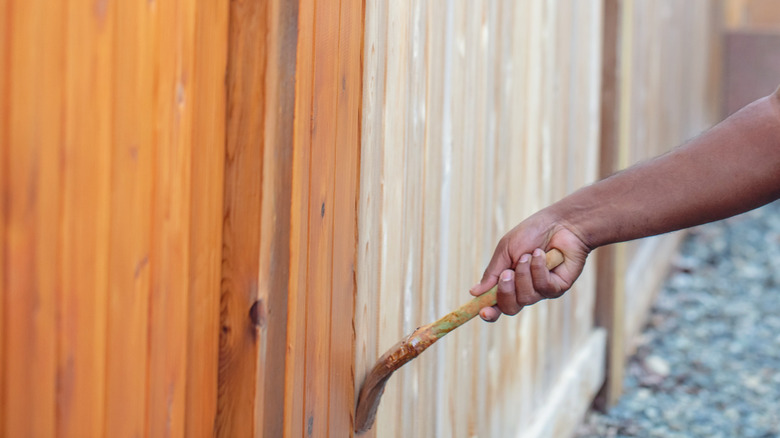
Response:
[470,241,512,296]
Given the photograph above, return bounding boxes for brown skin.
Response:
[471,87,780,322]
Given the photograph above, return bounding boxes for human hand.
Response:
[469,211,591,322]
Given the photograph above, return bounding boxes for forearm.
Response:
[548,89,780,250]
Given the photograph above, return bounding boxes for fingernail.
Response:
[519,254,531,264]
[533,248,544,257]
[500,271,512,282]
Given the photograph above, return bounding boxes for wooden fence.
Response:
[0,0,724,437]
[357,1,605,436]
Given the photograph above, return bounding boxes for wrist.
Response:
[542,191,609,252]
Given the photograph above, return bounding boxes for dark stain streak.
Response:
[342,75,346,91]
[26,158,39,211]
[321,202,325,218]
[307,416,314,436]
[134,255,149,279]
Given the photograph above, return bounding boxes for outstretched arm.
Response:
[471,88,780,321]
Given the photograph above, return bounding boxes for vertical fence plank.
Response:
[416,4,442,435]
[105,0,156,434]
[146,0,196,434]
[185,0,228,435]
[594,0,625,411]
[256,0,298,436]
[375,1,407,435]
[329,0,364,434]
[286,0,315,435]
[57,0,113,434]
[0,0,8,431]
[218,0,268,435]
[399,2,426,437]
[303,0,340,435]
[354,0,387,436]
[3,0,63,434]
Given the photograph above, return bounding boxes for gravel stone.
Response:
[575,201,780,438]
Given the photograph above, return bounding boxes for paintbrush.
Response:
[354,248,564,434]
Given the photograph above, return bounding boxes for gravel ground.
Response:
[575,201,780,438]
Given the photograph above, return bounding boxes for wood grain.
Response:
[147,0,196,434]
[303,0,340,434]
[217,0,268,434]
[57,0,113,434]
[0,0,725,436]
[105,0,155,434]
[185,0,228,435]
[285,0,315,435]
[329,0,364,434]
[4,0,63,434]
[256,0,298,436]
[0,0,5,430]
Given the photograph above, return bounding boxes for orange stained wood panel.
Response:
[147,0,196,434]
[2,0,363,435]
[0,0,9,431]
[3,0,64,435]
[329,0,364,434]
[57,0,113,435]
[105,0,156,435]
[217,0,268,435]
[3,0,227,435]
[303,0,342,435]
[285,0,364,436]
[285,0,316,435]
[186,0,228,435]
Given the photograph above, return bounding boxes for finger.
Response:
[514,253,540,307]
[531,248,564,298]
[470,239,512,296]
[480,306,501,322]
[496,269,522,316]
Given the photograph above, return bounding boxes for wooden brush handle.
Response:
[426,248,564,339]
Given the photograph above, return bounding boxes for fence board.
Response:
[105,1,156,435]
[302,0,340,434]
[0,0,5,427]
[147,0,195,434]
[57,0,113,434]
[185,0,228,435]
[3,1,63,434]
[285,0,315,435]
[217,0,268,434]
[329,0,364,434]
[255,0,298,436]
